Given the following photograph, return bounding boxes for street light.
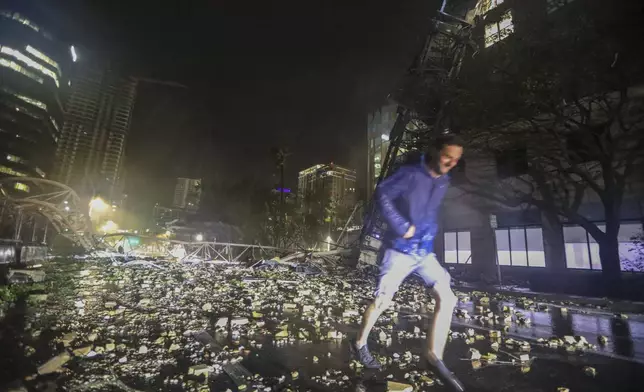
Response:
[195,233,204,242]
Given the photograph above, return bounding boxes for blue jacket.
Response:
[375,155,450,257]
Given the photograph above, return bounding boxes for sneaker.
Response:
[427,357,465,392]
[350,339,381,369]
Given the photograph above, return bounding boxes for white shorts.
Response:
[375,249,451,298]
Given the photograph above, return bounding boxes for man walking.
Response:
[352,135,465,391]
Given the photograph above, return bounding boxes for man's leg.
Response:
[356,292,393,347]
[353,249,415,367]
[427,280,458,360]
[415,253,464,391]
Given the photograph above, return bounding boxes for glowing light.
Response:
[100,220,118,233]
[14,182,29,192]
[195,234,204,242]
[165,230,171,236]
[0,165,26,176]
[88,197,108,220]
[64,206,70,211]
[381,133,390,141]
[70,45,77,62]
[89,197,107,212]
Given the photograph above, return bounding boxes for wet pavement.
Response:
[2,259,644,391]
[452,298,644,363]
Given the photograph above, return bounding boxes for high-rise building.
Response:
[172,177,201,213]
[366,102,398,192]
[54,61,138,202]
[298,163,357,213]
[0,9,70,191]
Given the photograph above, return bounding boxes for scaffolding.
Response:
[359,2,477,262]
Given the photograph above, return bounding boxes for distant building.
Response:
[53,58,138,203]
[298,163,357,213]
[152,204,185,227]
[172,177,201,213]
[367,102,398,192]
[0,9,70,191]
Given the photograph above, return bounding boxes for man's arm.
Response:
[375,167,412,238]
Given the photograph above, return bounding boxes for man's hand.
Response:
[403,225,416,239]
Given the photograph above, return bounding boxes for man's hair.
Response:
[433,133,464,150]
[422,134,464,165]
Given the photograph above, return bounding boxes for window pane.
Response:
[619,223,644,272]
[509,228,528,266]
[565,243,591,269]
[457,231,472,264]
[498,10,514,32]
[526,228,546,267]
[589,243,602,270]
[444,232,457,264]
[564,225,587,242]
[618,223,641,241]
[495,229,511,265]
[564,226,590,269]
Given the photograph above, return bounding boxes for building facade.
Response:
[0,9,70,192]
[54,60,138,203]
[172,177,201,213]
[436,0,644,277]
[298,163,357,214]
[152,204,185,227]
[363,0,644,283]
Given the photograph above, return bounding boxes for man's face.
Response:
[436,144,463,175]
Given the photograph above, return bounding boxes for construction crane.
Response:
[358,1,478,265]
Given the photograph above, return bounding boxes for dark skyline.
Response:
[7,0,443,205]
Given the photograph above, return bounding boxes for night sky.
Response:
[15,0,442,210]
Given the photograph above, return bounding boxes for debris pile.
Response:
[0,258,637,391]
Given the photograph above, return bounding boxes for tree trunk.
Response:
[541,211,566,271]
[598,236,622,296]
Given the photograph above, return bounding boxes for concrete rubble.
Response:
[0,257,639,391]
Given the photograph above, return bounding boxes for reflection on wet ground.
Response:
[454,299,644,362]
[206,298,644,391]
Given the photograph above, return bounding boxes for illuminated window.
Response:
[564,223,644,272]
[0,46,59,87]
[477,0,504,15]
[496,227,545,267]
[25,45,61,76]
[6,154,24,163]
[484,10,514,48]
[50,117,60,132]
[546,0,575,14]
[0,58,44,84]
[0,11,41,33]
[444,231,472,264]
[0,165,26,177]
[1,87,48,110]
[14,182,29,192]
